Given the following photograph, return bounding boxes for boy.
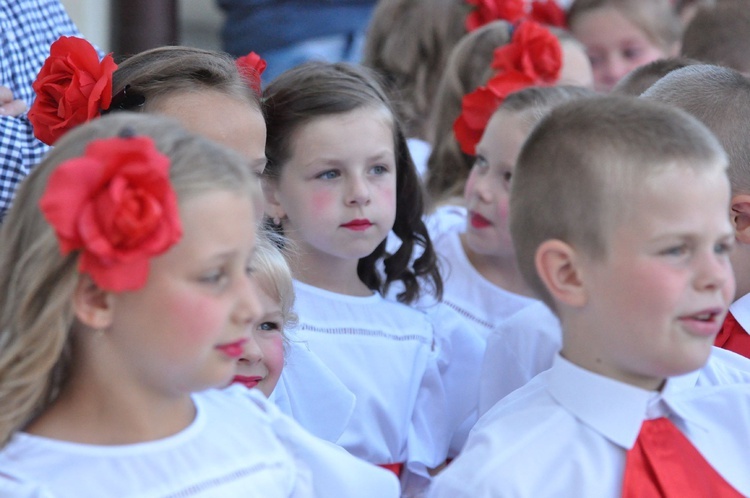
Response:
[428,96,750,497]
[643,64,750,358]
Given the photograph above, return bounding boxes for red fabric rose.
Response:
[465,0,525,32]
[454,72,532,155]
[492,20,562,83]
[530,0,568,28]
[236,51,267,94]
[29,36,117,146]
[40,136,182,292]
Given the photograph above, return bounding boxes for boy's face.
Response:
[564,163,735,390]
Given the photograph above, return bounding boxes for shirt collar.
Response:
[729,293,750,332]
[546,355,703,450]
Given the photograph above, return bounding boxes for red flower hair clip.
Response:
[454,20,562,155]
[40,134,182,292]
[466,0,525,31]
[29,36,117,146]
[530,0,568,28]
[236,51,267,94]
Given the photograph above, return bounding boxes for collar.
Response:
[546,355,706,450]
[729,293,750,333]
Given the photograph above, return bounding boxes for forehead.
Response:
[572,6,653,48]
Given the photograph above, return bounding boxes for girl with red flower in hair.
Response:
[0,112,400,497]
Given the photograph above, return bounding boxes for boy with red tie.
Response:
[642,63,750,359]
[429,96,750,497]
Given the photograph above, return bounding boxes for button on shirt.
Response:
[429,355,750,498]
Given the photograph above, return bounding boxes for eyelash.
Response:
[259,321,281,332]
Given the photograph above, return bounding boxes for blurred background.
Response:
[58,0,223,55]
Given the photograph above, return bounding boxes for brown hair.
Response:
[681,2,750,74]
[263,61,442,303]
[0,113,259,447]
[612,56,702,95]
[510,95,726,308]
[363,0,468,140]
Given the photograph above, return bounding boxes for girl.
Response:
[0,113,399,497]
[425,20,593,207]
[568,0,682,93]
[262,61,447,487]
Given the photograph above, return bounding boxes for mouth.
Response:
[678,308,725,337]
[232,375,263,389]
[215,338,248,359]
[469,211,492,229]
[341,219,373,231]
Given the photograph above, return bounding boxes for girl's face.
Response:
[231,283,285,397]
[266,106,397,272]
[157,90,268,177]
[106,190,262,396]
[571,6,672,92]
[463,109,529,260]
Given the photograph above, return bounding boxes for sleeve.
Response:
[257,393,401,498]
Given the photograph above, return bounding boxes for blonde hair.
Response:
[568,0,682,52]
[363,0,467,140]
[642,63,750,194]
[0,113,260,447]
[425,20,513,206]
[253,231,297,333]
[111,45,261,113]
[510,95,726,308]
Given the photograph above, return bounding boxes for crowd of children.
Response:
[1,0,750,496]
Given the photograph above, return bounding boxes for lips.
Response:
[678,308,725,337]
[215,338,248,359]
[469,211,492,229]
[232,375,263,389]
[341,219,372,231]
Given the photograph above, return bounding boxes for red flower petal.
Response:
[236,51,267,94]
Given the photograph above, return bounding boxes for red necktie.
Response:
[622,417,742,497]
[715,311,750,359]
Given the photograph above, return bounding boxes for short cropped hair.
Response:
[642,64,750,194]
[682,2,750,74]
[510,96,726,308]
[612,56,701,96]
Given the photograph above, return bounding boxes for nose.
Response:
[239,333,263,364]
[346,174,371,206]
[233,275,264,327]
[598,56,629,91]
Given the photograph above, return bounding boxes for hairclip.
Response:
[29,36,118,146]
[454,20,562,155]
[39,135,182,292]
[103,84,146,114]
[236,51,267,94]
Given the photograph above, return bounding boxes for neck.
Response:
[291,252,373,296]
[461,234,534,298]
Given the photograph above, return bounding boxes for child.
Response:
[230,232,294,397]
[0,113,400,497]
[262,60,449,488]
[568,0,682,92]
[681,1,750,76]
[428,85,593,337]
[642,64,750,358]
[429,96,750,496]
[425,20,593,207]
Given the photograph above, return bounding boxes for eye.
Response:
[370,164,389,175]
[259,320,282,332]
[473,155,488,172]
[715,240,735,256]
[622,47,643,61]
[200,268,228,286]
[660,244,688,257]
[316,170,340,180]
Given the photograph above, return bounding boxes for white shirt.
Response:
[730,292,750,334]
[288,280,448,473]
[479,301,750,415]
[407,137,431,177]
[429,356,750,498]
[0,386,400,498]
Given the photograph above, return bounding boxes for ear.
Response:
[535,239,588,308]
[261,176,286,222]
[731,194,750,244]
[72,275,114,330]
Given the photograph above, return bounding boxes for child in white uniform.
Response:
[430,96,750,496]
[0,114,399,498]
[262,61,449,491]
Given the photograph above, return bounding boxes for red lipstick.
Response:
[232,375,263,389]
[341,219,373,231]
[215,338,248,359]
[469,212,492,229]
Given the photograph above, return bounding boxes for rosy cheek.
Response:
[309,190,334,214]
[165,291,222,343]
